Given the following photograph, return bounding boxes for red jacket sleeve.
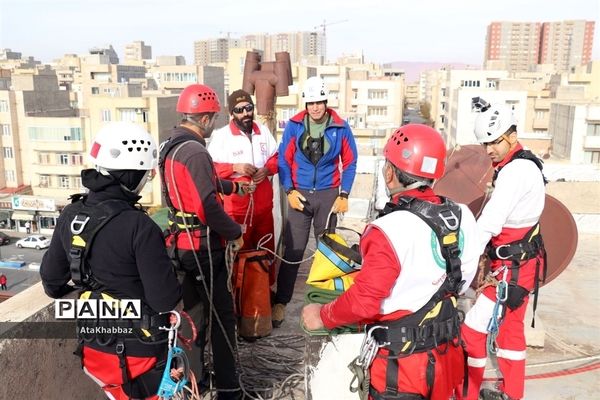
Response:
[213,162,235,179]
[320,225,401,329]
[264,152,278,175]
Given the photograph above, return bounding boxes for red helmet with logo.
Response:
[383,124,447,180]
[176,84,221,114]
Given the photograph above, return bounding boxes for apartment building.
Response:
[550,102,600,164]
[194,38,241,65]
[485,22,542,71]
[484,20,595,72]
[124,41,152,63]
[540,20,595,71]
[195,31,326,66]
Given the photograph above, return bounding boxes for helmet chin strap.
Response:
[130,170,151,195]
[185,115,205,131]
[96,166,150,195]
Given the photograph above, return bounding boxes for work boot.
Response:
[479,388,518,400]
[272,303,285,328]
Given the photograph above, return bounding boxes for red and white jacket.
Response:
[208,120,278,216]
[477,143,546,288]
[321,188,481,329]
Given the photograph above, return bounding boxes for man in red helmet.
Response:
[159,84,250,400]
[302,124,480,400]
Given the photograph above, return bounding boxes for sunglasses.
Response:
[232,104,254,114]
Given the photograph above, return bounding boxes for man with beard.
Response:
[159,84,251,400]
[208,89,278,254]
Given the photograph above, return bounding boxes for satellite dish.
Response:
[434,145,493,205]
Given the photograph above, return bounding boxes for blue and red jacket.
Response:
[278,109,358,193]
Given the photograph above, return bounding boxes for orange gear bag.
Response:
[232,249,272,339]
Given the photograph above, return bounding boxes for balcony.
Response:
[31,141,85,152]
[583,135,600,150]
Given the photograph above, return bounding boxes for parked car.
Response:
[15,235,51,250]
[0,232,10,246]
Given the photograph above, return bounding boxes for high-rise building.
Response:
[193,38,240,65]
[124,41,152,62]
[484,22,542,71]
[193,32,325,65]
[484,20,595,72]
[540,20,595,71]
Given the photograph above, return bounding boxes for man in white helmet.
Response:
[41,122,182,400]
[274,76,358,327]
[458,100,547,400]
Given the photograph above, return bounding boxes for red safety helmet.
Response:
[383,124,447,180]
[176,84,221,114]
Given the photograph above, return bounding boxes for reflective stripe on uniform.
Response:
[467,356,487,368]
[496,347,527,361]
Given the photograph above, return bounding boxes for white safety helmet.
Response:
[89,122,157,171]
[474,104,517,143]
[302,76,329,103]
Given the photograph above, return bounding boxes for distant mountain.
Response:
[387,61,482,84]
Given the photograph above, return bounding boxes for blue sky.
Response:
[0,0,598,65]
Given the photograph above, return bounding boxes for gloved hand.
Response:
[287,189,306,211]
[331,195,349,213]
[233,163,258,177]
[231,235,244,252]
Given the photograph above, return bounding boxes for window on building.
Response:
[0,100,8,112]
[367,106,387,116]
[1,124,10,136]
[368,89,388,100]
[39,175,50,188]
[586,123,600,136]
[4,169,15,182]
[91,87,100,95]
[58,154,69,165]
[536,110,547,119]
[584,151,600,164]
[59,176,70,188]
[2,147,13,158]
[352,89,358,100]
[101,109,112,122]
[70,154,83,165]
[74,176,83,189]
[120,109,137,122]
[38,152,52,164]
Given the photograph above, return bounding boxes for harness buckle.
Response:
[494,244,512,260]
[70,215,90,235]
[115,342,125,354]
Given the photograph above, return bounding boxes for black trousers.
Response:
[179,249,240,396]
[275,187,339,305]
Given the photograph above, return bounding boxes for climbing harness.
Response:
[157,311,191,399]
[486,267,508,355]
[348,196,467,400]
[62,193,138,288]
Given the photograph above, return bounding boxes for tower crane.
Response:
[314,19,349,36]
